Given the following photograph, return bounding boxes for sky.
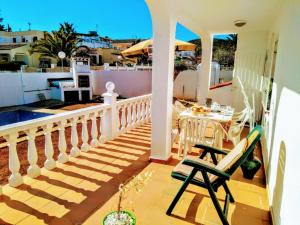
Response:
[0,0,227,41]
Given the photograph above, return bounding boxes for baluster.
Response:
[99,110,106,143]
[43,124,56,170]
[127,103,132,131]
[145,100,150,122]
[149,99,152,121]
[140,100,145,124]
[4,132,23,187]
[81,114,90,152]
[70,118,80,157]
[91,112,100,147]
[136,101,141,125]
[58,120,68,163]
[26,128,40,178]
[121,106,126,133]
[116,106,121,134]
[131,102,136,127]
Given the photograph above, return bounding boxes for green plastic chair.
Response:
[166,126,263,225]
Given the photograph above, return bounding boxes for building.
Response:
[111,39,142,51]
[77,31,121,65]
[0,30,45,67]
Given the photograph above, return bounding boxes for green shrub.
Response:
[0,61,25,71]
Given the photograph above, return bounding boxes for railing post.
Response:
[102,82,119,140]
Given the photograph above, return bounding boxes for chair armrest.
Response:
[183,159,230,180]
[194,144,227,155]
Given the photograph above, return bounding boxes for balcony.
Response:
[0,84,271,225]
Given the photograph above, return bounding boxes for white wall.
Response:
[265,1,300,225]
[208,84,233,106]
[233,31,269,120]
[173,70,198,100]
[234,2,300,225]
[0,72,72,107]
[91,70,152,98]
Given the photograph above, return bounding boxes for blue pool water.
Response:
[0,110,52,126]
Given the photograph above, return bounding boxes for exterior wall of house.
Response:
[234,1,300,225]
[264,1,300,225]
[0,30,44,44]
[232,31,269,120]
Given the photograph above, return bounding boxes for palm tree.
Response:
[226,34,238,47]
[30,22,88,65]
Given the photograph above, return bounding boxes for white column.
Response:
[149,6,176,161]
[197,32,213,104]
[102,82,119,140]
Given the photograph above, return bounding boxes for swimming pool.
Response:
[0,110,53,126]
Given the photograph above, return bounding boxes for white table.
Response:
[178,108,234,156]
[180,109,234,123]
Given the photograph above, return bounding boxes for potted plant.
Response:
[241,155,262,179]
[103,171,153,225]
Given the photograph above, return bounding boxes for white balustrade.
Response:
[0,81,151,188]
[26,128,41,178]
[116,94,152,134]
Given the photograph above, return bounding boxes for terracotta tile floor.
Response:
[0,124,271,225]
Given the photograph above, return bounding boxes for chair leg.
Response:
[222,182,235,203]
[202,172,230,225]
[166,169,197,215]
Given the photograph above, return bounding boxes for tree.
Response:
[30,22,88,65]
[226,34,238,47]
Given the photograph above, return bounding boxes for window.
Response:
[33,36,38,42]
[13,38,16,43]
[22,37,26,42]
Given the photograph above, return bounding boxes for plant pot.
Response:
[241,156,262,180]
[103,210,136,225]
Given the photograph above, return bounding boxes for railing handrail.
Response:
[117,94,152,106]
[0,103,111,136]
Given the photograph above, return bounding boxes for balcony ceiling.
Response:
[148,0,283,34]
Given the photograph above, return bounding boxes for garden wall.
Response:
[0,72,72,107]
